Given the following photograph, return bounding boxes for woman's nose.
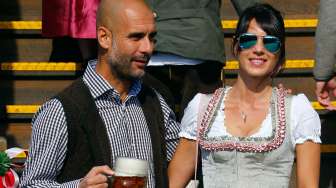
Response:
[253,38,265,54]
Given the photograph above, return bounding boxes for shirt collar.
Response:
[82,59,142,99]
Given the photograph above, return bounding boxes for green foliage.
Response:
[0,152,10,176]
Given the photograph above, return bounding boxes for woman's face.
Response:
[237,18,280,79]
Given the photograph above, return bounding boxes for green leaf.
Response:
[0,152,11,176]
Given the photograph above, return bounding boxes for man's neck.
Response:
[95,58,132,103]
[110,78,132,102]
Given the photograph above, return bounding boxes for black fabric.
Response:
[142,73,175,111]
[55,78,168,188]
[145,62,223,120]
[196,147,204,188]
[138,83,168,188]
[56,78,112,183]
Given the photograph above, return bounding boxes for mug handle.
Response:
[106,175,115,188]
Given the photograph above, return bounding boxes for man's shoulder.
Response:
[37,98,64,115]
[32,98,66,127]
[56,78,85,98]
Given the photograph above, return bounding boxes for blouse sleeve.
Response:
[178,94,203,140]
[291,94,322,145]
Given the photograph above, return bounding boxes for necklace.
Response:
[240,111,247,123]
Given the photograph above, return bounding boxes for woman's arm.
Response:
[168,138,197,188]
[296,141,320,188]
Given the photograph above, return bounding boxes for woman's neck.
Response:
[230,74,273,104]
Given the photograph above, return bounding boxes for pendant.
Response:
[240,111,247,123]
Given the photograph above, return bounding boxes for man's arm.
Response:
[20,99,82,187]
[314,0,336,109]
[314,0,336,82]
[20,99,114,187]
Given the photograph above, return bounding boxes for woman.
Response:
[168,3,321,188]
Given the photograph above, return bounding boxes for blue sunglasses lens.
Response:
[238,34,281,53]
[263,36,281,53]
[239,34,257,49]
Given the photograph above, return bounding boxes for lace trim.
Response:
[198,87,287,153]
[295,136,322,144]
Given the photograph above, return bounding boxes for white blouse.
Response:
[179,89,322,147]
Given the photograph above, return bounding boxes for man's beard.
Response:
[108,41,149,81]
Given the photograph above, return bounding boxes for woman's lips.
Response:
[249,57,267,66]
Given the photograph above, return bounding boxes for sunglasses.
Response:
[237,33,281,53]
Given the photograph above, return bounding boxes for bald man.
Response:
[19,0,180,187]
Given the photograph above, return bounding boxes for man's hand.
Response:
[315,76,336,110]
[79,165,114,188]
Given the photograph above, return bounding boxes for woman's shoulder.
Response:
[191,87,228,106]
[289,93,319,121]
[290,93,313,110]
[288,93,321,145]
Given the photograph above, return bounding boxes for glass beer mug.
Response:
[110,157,148,188]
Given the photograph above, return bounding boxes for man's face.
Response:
[107,8,156,80]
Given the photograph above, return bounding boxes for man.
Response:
[314,0,336,110]
[144,0,260,119]
[19,0,180,187]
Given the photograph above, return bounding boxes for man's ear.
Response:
[97,26,112,49]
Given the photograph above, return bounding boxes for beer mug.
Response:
[110,157,148,188]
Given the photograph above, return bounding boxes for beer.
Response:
[112,176,146,188]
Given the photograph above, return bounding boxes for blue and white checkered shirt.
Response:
[20,60,180,188]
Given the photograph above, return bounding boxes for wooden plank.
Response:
[0,60,314,72]
[5,100,335,116]
[0,0,319,21]
[222,19,317,29]
[322,145,336,153]
[0,19,319,30]
[0,38,52,62]
[0,21,41,29]
[1,62,80,71]
[224,59,314,70]
[0,0,41,21]
[0,37,82,62]
[3,123,32,149]
[0,79,73,104]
